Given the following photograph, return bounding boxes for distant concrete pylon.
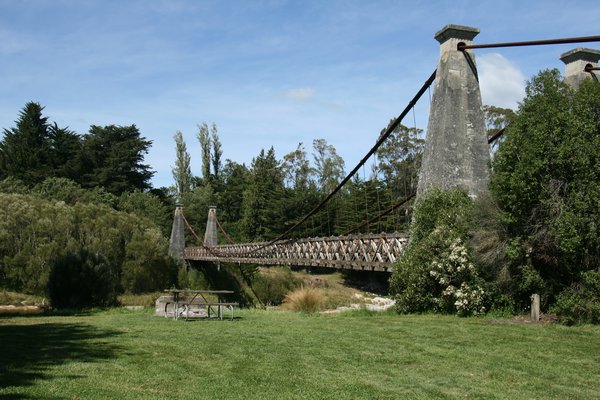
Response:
[560,47,600,89]
[169,203,185,260]
[417,24,490,200]
[203,206,218,246]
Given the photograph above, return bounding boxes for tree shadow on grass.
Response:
[0,321,122,399]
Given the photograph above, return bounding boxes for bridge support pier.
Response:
[560,47,600,89]
[169,202,185,260]
[204,206,218,246]
[417,24,490,200]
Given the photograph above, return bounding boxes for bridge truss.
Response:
[185,232,408,273]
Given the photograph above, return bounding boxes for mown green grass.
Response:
[1,309,599,399]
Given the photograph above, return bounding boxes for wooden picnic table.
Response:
[163,289,236,320]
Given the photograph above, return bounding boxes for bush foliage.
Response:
[551,270,600,325]
[47,250,119,308]
[0,192,177,306]
[251,267,301,306]
[490,71,600,320]
[390,189,486,316]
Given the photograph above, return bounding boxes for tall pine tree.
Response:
[0,102,52,184]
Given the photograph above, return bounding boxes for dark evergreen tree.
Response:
[220,160,249,225]
[48,123,82,180]
[79,124,153,195]
[241,147,285,241]
[0,102,52,184]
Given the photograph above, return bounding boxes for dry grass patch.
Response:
[0,290,45,306]
[282,286,325,312]
[293,271,363,309]
[117,292,162,307]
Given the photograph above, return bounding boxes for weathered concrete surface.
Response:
[203,206,218,246]
[531,293,540,322]
[417,24,490,200]
[560,47,600,89]
[168,204,185,259]
[155,295,173,316]
[155,295,210,318]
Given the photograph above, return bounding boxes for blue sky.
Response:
[1,0,598,188]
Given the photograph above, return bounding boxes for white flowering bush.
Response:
[428,237,486,316]
[390,189,487,316]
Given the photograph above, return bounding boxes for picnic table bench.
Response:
[163,289,237,321]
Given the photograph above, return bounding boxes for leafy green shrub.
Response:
[121,228,178,294]
[47,250,119,308]
[0,193,174,297]
[390,189,486,316]
[491,72,600,306]
[552,270,600,325]
[177,266,208,290]
[251,267,301,306]
[283,286,324,313]
[409,188,474,243]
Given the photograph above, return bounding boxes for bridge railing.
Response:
[185,232,408,272]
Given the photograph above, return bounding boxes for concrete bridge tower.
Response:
[203,206,218,246]
[417,24,490,200]
[560,47,600,89]
[169,203,185,260]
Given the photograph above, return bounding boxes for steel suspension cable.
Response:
[215,217,236,244]
[210,69,437,257]
[362,164,369,233]
[263,70,437,243]
[181,212,229,257]
[373,152,382,232]
[457,35,600,51]
[341,193,415,236]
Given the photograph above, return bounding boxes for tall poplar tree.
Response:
[172,131,192,197]
[211,123,222,182]
[197,122,211,182]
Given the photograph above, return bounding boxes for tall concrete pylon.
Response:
[560,47,600,89]
[417,24,490,200]
[169,203,185,260]
[203,206,218,246]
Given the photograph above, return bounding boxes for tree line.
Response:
[0,100,425,306]
[3,68,595,322]
[174,123,424,244]
[0,103,175,305]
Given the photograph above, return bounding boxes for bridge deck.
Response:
[185,232,408,272]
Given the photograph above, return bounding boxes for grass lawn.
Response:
[1,309,599,399]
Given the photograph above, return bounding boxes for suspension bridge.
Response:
[169,25,600,272]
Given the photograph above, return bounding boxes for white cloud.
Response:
[478,53,526,110]
[285,87,316,101]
